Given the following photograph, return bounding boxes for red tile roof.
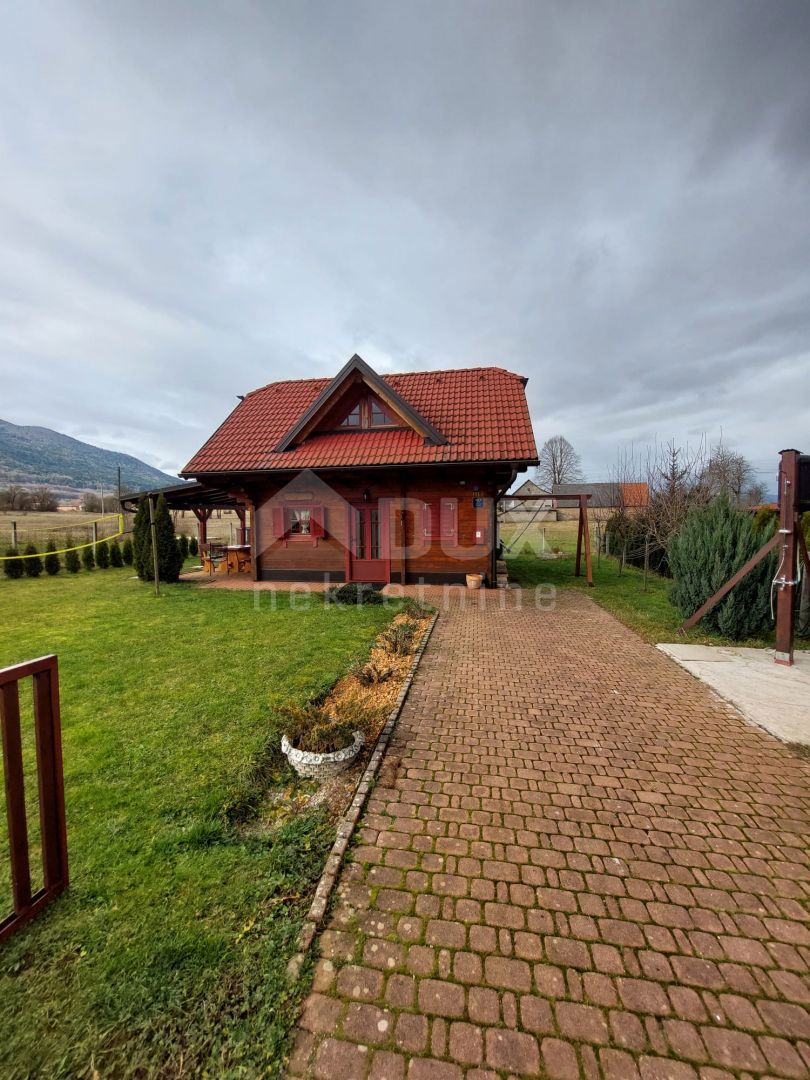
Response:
[183,366,538,473]
[619,482,650,508]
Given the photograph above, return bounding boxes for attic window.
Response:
[338,396,397,430]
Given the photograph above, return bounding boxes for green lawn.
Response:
[506,550,809,650]
[0,569,398,1078]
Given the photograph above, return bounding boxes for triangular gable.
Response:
[273,354,448,452]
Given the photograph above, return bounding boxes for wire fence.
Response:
[0,514,126,553]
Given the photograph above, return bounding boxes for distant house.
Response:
[500,479,554,522]
[552,482,649,519]
[147,354,539,586]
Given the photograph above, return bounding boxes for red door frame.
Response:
[346,500,391,583]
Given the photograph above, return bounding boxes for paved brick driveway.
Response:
[290,589,810,1079]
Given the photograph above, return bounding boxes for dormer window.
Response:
[338,395,397,430]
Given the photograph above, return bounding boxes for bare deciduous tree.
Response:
[701,443,753,505]
[535,435,583,490]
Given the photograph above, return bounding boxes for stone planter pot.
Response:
[281,730,364,781]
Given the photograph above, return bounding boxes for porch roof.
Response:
[120,481,241,512]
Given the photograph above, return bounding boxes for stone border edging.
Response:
[288,610,439,977]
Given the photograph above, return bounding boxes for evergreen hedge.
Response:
[133,495,183,583]
[177,533,189,561]
[669,495,776,640]
[110,539,124,567]
[65,540,81,573]
[96,540,110,569]
[44,540,61,576]
[3,547,24,579]
[82,544,95,571]
[23,543,43,577]
[132,499,151,580]
[122,537,134,566]
[189,536,199,557]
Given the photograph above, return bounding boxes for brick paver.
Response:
[290,588,810,1078]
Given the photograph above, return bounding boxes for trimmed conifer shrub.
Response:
[189,536,199,557]
[3,547,24,579]
[65,539,81,573]
[669,495,776,640]
[122,537,134,566]
[132,498,151,580]
[177,533,189,560]
[110,539,124,567]
[82,544,95,571]
[23,543,43,577]
[95,540,110,569]
[44,540,61,575]
[154,495,183,582]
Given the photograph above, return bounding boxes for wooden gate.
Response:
[0,655,68,942]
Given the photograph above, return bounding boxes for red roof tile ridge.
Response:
[241,364,526,398]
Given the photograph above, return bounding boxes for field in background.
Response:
[0,509,242,550]
[499,516,584,556]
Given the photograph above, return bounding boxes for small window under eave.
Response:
[335,394,398,431]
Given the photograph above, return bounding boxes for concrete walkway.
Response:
[658,644,810,749]
[290,589,810,1079]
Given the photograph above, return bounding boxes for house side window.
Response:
[338,396,397,429]
[270,504,325,544]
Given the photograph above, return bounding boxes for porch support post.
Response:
[235,506,247,546]
[575,499,584,577]
[775,449,800,666]
[192,507,211,549]
[580,495,593,587]
[400,475,408,586]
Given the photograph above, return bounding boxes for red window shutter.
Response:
[441,498,457,542]
[271,506,285,539]
[311,504,325,542]
[422,502,433,539]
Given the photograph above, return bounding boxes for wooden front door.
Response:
[348,501,390,583]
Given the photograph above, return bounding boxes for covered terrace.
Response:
[120,481,254,577]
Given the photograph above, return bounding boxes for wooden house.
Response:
[174,355,538,585]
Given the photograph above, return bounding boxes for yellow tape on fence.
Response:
[0,515,125,560]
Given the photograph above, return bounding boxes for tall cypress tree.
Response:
[132,497,151,580]
[95,539,110,569]
[122,537,134,566]
[154,494,184,582]
[82,544,95,571]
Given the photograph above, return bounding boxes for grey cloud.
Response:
[0,0,808,482]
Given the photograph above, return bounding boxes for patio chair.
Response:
[236,549,251,574]
[206,544,227,576]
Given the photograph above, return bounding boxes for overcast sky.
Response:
[1,1,808,487]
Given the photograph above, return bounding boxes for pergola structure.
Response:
[120,481,250,549]
[498,490,593,586]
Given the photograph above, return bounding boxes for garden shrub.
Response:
[402,597,436,620]
[133,495,183,583]
[109,539,124,567]
[604,512,669,576]
[380,619,419,655]
[122,537,134,565]
[351,660,395,686]
[95,540,110,569]
[278,701,360,755]
[3,547,24,579]
[65,542,81,573]
[23,543,43,577]
[44,540,61,576]
[189,536,199,557]
[326,583,385,605]
[82,544,95,570]
[669,495,776,640]
[752,505,778,533]
[177,533,189,561]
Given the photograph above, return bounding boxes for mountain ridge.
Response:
[0,418,180,495]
